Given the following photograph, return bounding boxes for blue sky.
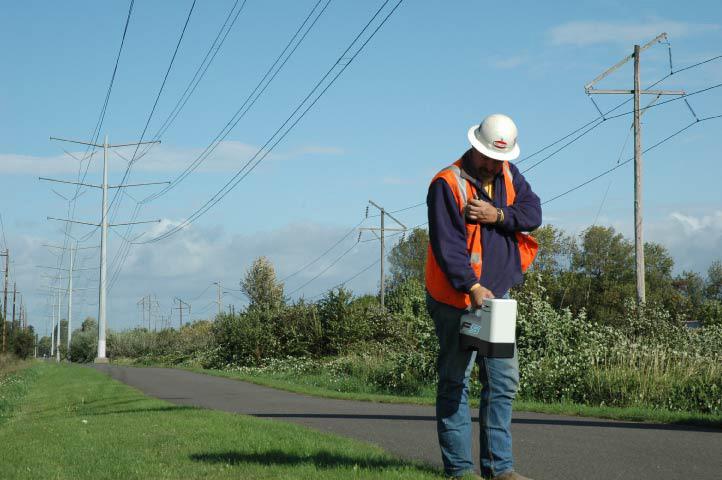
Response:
[1,0,721,335]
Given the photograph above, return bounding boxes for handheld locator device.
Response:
[459,298,517,358]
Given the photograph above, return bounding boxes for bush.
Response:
[11,331,35,360]
[514,277,722,414]
[69,328,98,363]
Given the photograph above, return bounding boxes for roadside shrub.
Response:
[211,310,278,367]
[11,330,34,360]
[69,328,97,363]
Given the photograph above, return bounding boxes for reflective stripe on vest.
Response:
[425,159,538,309]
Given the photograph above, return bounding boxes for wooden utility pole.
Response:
[360,200,407,309]
[585,32,684,306]
[633,45,644,304]
[213,281,222,317]
[11,283,17,336]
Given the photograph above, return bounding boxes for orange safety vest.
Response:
[425,158,538,309]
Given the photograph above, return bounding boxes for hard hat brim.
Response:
[467,125,520,161]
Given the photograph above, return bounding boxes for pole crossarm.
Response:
[47,217,101,227]
[109,219,161,227]
[50,136,160,149]
[586,89,685,95]
[105,140,160,148]
[359,227,407,232]
[42,244,100,250]
[108,181,171,189]
[39,177,102,189]
[368,200,407,229]
[36,265,97,271]
[584,32,668,91]
[49,136,104,148]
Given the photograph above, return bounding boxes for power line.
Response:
[137,0,405,244]
[516,53,722,166]
[105,1,198,291]
[47,0,136,324]
[104,0,332,289]
[142,0,333,204]
[279,219,365,283]
[107,0,197,216]
[520,118,606,174]
[309,258,380,300]
[351,54,722,221]
[541,113,722,206]
[188,283,214,302]
[141,0,250,151]
[287,240,361,297]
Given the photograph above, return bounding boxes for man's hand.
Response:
[465,198,498,224]
[469,283,494,308]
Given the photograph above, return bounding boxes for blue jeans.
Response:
[427,293,519,478]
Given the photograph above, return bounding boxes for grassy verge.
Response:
[148,363,722,428]
[0,354,35,426]
[0,362,446,480]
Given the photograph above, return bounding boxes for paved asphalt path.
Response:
[92,365,721,480]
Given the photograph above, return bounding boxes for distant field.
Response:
[0,362,446,480]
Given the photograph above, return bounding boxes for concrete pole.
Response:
[217,282,222,317]
[380,209,385,309]
[66,244,74,357]
[50,293,55,358]
[56,284,61,362]
[633,45,646,306]
[2,249,8,353]
[11,283,16,338]
[96,135,109,362]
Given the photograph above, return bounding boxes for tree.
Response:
[388,228,429,286]
[566,226,635,325]
[529,225,575,277]
[241,256,285,312]
[644,241,676,310]
[706,260,722,301]
[81,316,97,332]
[12,329,34,359]
[37,336,51,357]
[59,319,68,346]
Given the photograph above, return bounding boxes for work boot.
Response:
[491,471,533,480]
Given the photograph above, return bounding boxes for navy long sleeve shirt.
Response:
[427,154,542,298]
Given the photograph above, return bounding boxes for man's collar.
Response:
[461,149,500,187]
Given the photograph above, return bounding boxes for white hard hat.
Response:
[467,114,520,161]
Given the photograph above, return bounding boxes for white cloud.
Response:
[549,20,720,47]
[543,207,722,275]
[646,210,722,273]
[16,219,382,334]
[0,141,344,175]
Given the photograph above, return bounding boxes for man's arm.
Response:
[499,164,542,232]
[427,178,479,293]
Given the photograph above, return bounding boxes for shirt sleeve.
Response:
[427,178,479,293]
[499,164,542,232]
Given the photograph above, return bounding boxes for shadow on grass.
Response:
[189,450,439,474]
[82,405,198,417]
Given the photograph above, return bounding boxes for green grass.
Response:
[166,364,722,428]
[0,362,447,480]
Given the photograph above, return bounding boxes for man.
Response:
[425,113,541,480]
